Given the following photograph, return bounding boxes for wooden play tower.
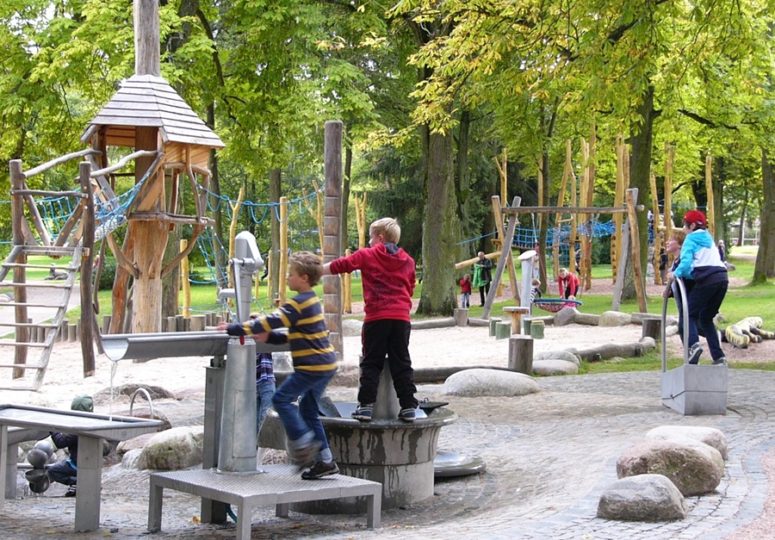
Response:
[84,0,224,334]
[1,0,222,390]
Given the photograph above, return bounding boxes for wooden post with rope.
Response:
[649,171,664,285]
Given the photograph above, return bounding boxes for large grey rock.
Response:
[599,311,633,326]
[617,439,724,496]
[553,307,578,326]
[597,474,687,521]
[646,425,728,460]
[532,359,579,376]
[534,350,581,367]
[443,368,539,397]
[137,426,204,470]
[574,312,600,326]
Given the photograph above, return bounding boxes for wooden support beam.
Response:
[482,198,520,320]
[491,195,520,303]
[79,161,96,377]
[626,188,648,313]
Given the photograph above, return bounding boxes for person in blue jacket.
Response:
[48,395,94,496]
[669,210,728,365]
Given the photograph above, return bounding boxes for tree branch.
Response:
[678,109,738,130]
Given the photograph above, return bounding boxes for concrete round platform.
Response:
[295,406,457,514]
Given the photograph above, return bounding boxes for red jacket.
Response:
[329,243,415,322]
[557,272,580,298]
[459,277,472,294]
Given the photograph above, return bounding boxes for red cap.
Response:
[683,210,706,227]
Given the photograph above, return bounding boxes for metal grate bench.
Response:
[148,464,382,539]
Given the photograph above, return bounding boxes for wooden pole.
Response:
[9,160,28,377]
[79,161,96,377]
[133,0,160,76]
[227,185,246,288]
[649,172,663,285]
[322,121,343,357]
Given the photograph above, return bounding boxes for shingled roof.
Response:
[82,74,224,149]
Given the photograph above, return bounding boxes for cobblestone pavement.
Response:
[2,369,773,540]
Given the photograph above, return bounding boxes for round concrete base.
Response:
[294,407,456,514]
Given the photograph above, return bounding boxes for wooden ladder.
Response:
[0,245,82,391]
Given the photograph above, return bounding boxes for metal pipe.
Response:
[217,337,257,473]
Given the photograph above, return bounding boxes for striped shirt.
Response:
[237,290,336,374]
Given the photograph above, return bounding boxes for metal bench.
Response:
[148,465,382,539]
[0,403,163,532]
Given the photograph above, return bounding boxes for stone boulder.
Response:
[553,307,578,326]
[534,350,581,367]
[342,318,363,337]
[646,425,728,460]
[599,311,632,326]
[617,439,724,496]
[597,474,687,521]
[443,368,539,397]
[137,426,204,470]
[532,359,579,376]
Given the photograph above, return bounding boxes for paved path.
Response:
[1,369,773,539]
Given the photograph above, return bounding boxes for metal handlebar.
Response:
[661,277,690,373]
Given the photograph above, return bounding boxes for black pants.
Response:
[479,283,490,306]
[359,319,418,410]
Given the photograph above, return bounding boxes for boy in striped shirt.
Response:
[221,251,338,479]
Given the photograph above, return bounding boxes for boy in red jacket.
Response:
[323,217,418,422]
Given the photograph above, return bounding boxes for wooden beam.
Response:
[79,161,96,377]
[491,195,520,303]
[503,205,635,215]
[22,149,99,178]
[106,232,140,279]
[483,198,520,320]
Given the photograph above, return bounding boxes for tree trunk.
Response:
[624,85,656,300]
[753,148,775,282]
[456,109,471,259]
[417,129,459,316]
[162,226,180,319]
[269,168,281,302]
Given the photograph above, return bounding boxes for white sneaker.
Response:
[687,343,703,365]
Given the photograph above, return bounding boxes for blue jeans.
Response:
[257,379,276,436]
[272,370,334,451]
[686,280,728,361]
[47,459,77,487]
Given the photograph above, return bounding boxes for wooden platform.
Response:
[148,464,382,539]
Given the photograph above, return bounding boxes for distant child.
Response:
[48,395,94,496]
[670,210,728,365]
[529,278,542,303]
[459,274,472,308]
[323,217,418,423]
[556,268,580,299]
[473,251,493,306]
[219,251,338,480]
[250,312,277,443]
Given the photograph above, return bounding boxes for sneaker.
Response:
[301,460,339,480]
[687,343,703,365]
[65,487,77,497]
[398,408,416,422]
[352,403,374,422]
[713,357,727,366]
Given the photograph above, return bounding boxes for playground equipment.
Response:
[660,278,727,415]
[532,298,583,314]
[2,161,97,390]
[482,188,646,320]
